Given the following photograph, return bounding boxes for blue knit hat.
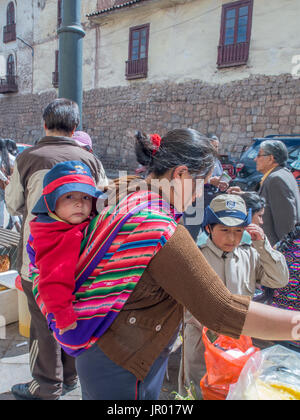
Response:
[32,161,103,215]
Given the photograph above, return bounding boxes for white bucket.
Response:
[17,289,31,338]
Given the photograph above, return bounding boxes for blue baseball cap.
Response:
[202,194,252,228]
[32,161,103,215]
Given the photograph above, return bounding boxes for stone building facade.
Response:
[0,0,300,173]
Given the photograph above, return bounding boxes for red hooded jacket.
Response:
[29,216,89,329]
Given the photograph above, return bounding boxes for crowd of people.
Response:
[0,138,22,231]
[1,98,300,400]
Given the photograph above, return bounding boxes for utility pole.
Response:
[58,0,85,129]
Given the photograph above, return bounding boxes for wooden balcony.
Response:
[125,58,148,80]
[3,23,16,43]
[0,76,18,94]
[52,71,59,88]
[217,42,249,68]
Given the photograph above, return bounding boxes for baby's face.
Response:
[55,191,93,224]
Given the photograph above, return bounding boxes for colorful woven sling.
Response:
[296,175,300,192]
[28,190,180,357]
[271,238,300,348]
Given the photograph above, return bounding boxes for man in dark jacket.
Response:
[255,140,300,246]
[5,98,108,400]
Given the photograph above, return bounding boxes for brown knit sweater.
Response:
[98,224,251,381]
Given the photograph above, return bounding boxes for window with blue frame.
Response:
[218,0,253,68]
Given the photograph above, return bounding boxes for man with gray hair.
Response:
[255,139,300,246]
[5,98,108,400]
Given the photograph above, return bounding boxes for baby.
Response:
[28,160,102,335]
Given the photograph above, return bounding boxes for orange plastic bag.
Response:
[201,327,259,399]
[200,374,228,401]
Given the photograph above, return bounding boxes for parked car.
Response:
[219,154,237,179]
[232,135,300,191]
[0,139,31,157]
[16,143,31,155]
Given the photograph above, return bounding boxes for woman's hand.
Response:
[209,176,221,187]
[226,186,244,195]
[242,301,300,342]
[218,180,229,192]
[59,321,77,336]
[209,176,229,191]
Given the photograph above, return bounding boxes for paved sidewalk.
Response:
[0,322,182,400]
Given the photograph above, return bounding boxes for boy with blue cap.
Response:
[27,161,103,336]
[179,194,289,398]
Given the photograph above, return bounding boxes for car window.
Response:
[17,144,30,155]
[288,146,300,159]
[17,146,25,154]
[242,143,260,159]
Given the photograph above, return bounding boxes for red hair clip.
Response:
[150,134,162,156]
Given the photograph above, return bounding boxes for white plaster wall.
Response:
[249,0,300,78]
[32,0,98,93]
[16,0,34,93]
[89,0,300,88]
[32,0,58,93]
[1,0,300,94]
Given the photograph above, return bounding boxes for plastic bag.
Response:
[227,345,300,400]
[202,327,259,386]
[200,375,228,401]
[200,327,259,400]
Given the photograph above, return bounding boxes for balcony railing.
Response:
[52,71,59,88]
[217,42,249,68]
[0,76,18,94]
[3,23,16,43]
[125,58,148,80]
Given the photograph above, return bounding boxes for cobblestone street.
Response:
[0,323,182,400]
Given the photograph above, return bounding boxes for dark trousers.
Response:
[76,343,170,400]
[22,279,77,400]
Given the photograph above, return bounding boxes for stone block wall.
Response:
[0,73,300,175]
[0,91,56,144]
[82,73,300,172]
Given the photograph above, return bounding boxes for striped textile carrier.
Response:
[296,174,300,192]
[271,238,300,348]
[29,190,180,357]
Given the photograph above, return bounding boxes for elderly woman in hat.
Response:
[72,131,93,153]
